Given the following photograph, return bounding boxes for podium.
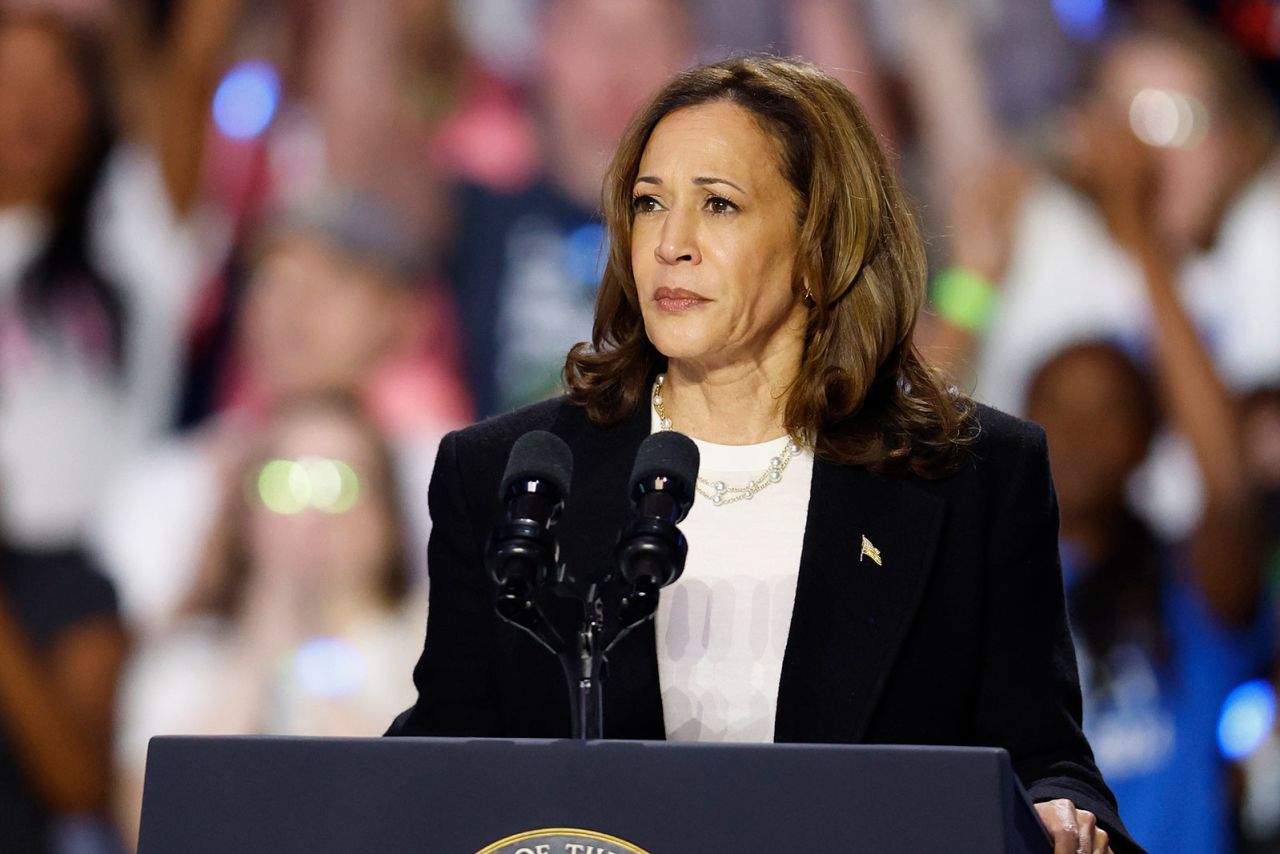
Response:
[138,736,1052,853]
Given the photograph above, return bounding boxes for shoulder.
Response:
[432,397,587,497]
[969,403,1048,459]
[917,403,1049,495]
[936,404,1056,524]
[447,396,578,455]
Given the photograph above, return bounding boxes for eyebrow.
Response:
[635,175,747,194]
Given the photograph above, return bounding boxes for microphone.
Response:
[485,431,573,628]
[615,431,699,625]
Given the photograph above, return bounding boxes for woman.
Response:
[920,10,1280,419]
[115,394,423,843]
[0,5,229,548]
[1026,341,1267,854]
[390,56,1134,853]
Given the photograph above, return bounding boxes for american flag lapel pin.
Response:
[860,534,882,567]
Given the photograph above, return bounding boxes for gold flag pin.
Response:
[860,535,882,566]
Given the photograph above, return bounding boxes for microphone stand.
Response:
[495,574,606,740]
[566,592,605,741]
[568,577,662,741]
[498,571,662,741]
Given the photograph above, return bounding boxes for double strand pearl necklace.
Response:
[651,374,802,507]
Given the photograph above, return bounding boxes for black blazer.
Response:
[389,398,1139,852]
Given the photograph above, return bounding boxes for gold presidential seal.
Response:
[475,827,650,854]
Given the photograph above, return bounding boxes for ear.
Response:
[797,275,815,306]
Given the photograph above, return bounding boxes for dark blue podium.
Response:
[138,736,1051,853]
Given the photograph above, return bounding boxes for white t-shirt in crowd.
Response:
[115,600,425,775]
[978,162,1280,412]
[652,412,814,744]
[974,161,1280,536]
[0,144,207,547]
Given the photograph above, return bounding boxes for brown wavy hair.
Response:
[564,55,975,477]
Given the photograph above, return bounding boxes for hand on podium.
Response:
[1036,799,1112,854]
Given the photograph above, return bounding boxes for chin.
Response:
[646,338,703,363]
[642,322,714,363]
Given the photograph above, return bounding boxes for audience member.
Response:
[1235,380,1280,849]
[977,12,1280,410]
[89,190,466,633]
[1017,136,1269,843]
[0,3,232,549]
[445,0,694,415]
[114,394,424,845]
[918,9,1280,539]
[1027,341,1269,853]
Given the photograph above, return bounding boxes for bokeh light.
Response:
[307,459,361,514]
[1219,678,1276,760]
[256,458,360,514]
[1052,0,1107,41]
[257,459,307,514]
[562,222,608,296]
[213,60,281,140]
[1129,88,1210,149]
[293,637,367,698]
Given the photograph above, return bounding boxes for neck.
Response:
[662,349,800,445]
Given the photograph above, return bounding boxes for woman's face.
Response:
[1026,348,1152,518]
[630,101,807,373]
[1094,36,1239,250]
[0,21,91,204]
[242,235,406,401]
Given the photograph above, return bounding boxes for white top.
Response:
[0,145,207,546]
[977,162,1280,412]
[652,411,815,743]
[974,162,1280,538]
[115,602,425,771]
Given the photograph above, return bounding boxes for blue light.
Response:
[1052,0,1108,41]
[1218,678,1276,760]
[212,60,281,140]
[293,636,366,699]
[562,222,608,297]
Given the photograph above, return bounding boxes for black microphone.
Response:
[486,431,573,627]
[615,431,699,625]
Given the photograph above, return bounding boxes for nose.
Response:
[654,208,701,266]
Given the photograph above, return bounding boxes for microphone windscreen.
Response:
[500,430,574,497]
[629,431,700,495]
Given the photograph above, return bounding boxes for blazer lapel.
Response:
[774,459,946,744]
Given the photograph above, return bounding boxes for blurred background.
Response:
[0,0,1277,850]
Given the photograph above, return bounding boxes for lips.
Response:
[653,287,710,313]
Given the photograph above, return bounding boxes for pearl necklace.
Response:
[651,374,802,507]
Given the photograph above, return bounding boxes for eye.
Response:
[705,196,738,215]
[631,194,660,214]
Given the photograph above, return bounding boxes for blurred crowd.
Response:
[0,0,1277,851]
